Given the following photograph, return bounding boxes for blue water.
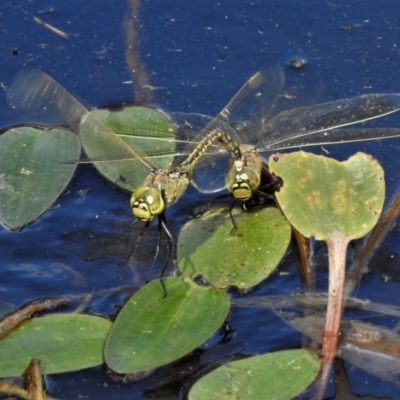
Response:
[2,0,400,399]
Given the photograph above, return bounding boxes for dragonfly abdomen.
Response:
[179,129,243,173]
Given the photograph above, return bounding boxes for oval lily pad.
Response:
[105,276,230,374]
[269,151,385,240]
[0,314,112,377]
[177,207,291,290]
[188,349,320,400]
[0,126,80,230]
[81,106,175,192]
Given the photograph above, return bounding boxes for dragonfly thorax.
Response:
[130,187,164,222]
[157,168,191,206]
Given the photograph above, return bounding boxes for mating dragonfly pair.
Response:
[7,67,400,282]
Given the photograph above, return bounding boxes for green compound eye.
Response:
[130,187,164,221]
[225,166,260,201]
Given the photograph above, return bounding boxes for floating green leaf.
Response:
[0,314,112,377]
[269,151,386,397]
[105,276,230,373]
[269,151,385,240]
[81,106,175,192]
[0,127,80,230]
[177,207,291,290]
[189,349,320,400]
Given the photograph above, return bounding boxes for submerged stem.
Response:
[313,234,350,400]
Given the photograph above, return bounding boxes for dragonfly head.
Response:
[130,187,165,221]
[225,166,260,201]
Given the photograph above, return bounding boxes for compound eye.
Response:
[130,187,164,221]
[225,166,260,201]
[131,200,152,221]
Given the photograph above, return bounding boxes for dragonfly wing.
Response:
[257,93,400,151]
[258,127,400,151]
[216,67,285,143]
[169,112,215,163]
[239,73,327,143]
[7,69,160,192]
[83,107,176,191]
[170,67,286,194]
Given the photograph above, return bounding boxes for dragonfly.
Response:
[189,67,400,218]
[5,69,245,289]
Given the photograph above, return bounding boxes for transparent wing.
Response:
[6,69,174,191]
[260,127,400,151]
[176,67,286,193]
[256,93,400,152]
[176,69,400,194]
[6,68,286,194]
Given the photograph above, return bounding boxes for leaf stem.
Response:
[313,234,350,400]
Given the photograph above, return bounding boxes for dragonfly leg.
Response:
[160,220,176,297]
[257,176,282,195]
[243,191,275,209]
[229,198,239,236]
[160,218,178,277]
[154,215,176,298]
[147,216,164,283]
[117,219,148,270]
[194,193,234,219]
[142,215,168,296]
[243,177,283,210]
[196,194,240,234]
